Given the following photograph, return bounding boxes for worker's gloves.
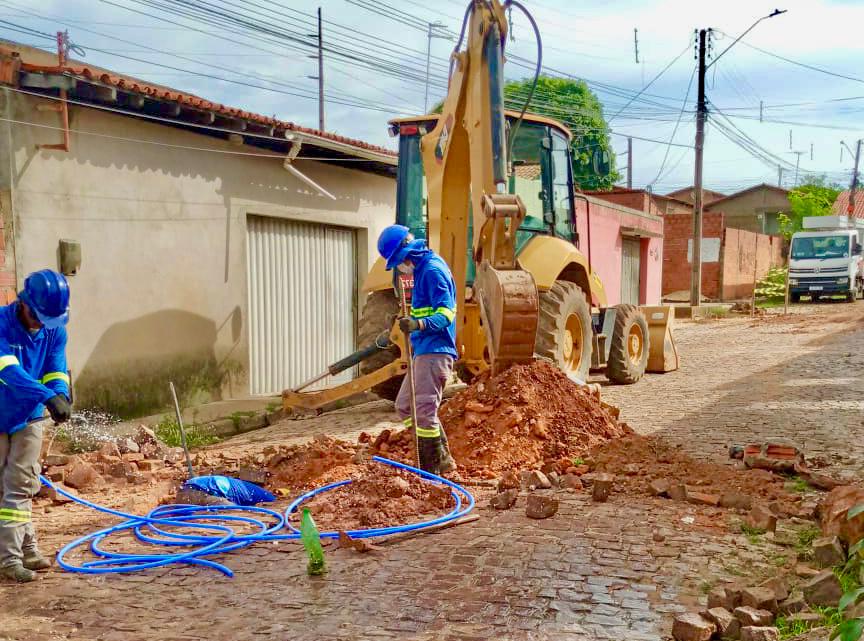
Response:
[45,394,72,424]
[399,317,422,333]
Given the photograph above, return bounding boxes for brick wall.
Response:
[721,228,785,300]
[0,190,15,305]
[661,212,725,299]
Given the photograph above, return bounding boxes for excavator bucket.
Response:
[474,262,539,374]
[639,306,679,373]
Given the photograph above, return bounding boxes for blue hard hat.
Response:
[19,269,70,329]
[377,225,413,270]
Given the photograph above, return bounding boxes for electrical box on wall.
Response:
[58,239,81,276]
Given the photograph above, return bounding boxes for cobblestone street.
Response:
[2,304,862,641]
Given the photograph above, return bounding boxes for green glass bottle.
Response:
[299,508,326,575]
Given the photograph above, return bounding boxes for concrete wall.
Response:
[574,196,663,306]
[0,89,396,416]
[720,228,785,300]
[662,212,725,299]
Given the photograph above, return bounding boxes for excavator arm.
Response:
[421,0,539,375]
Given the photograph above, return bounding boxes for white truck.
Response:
[788,216,864,303]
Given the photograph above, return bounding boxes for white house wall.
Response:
[0,89,396,416]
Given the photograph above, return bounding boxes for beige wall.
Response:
[0,89,396,415]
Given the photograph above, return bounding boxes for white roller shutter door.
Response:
[247,215,357,395]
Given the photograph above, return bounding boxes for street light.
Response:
[689,9,787,308]
[708,9,787,69]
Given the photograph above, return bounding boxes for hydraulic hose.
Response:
[44,456,474,577]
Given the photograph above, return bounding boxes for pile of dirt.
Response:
[293,462,454,531]
[265,435,363,491]
[367,360,630,477]
[590,434,802,514]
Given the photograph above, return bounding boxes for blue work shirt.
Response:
[407,247,458,358]
[0,302,70,434]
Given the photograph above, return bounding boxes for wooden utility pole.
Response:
[690,29,707,307]
[627,137,633,189]
[849,139,862,217]
[777,166,783,187]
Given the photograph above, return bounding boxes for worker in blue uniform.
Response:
[0,270,72,582]
[377,225,457,475]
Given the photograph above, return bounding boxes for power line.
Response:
[608,43,691,122]
[648,64,697,188]
[736,38,864,85]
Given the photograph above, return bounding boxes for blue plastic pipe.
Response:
[44,456,474,577]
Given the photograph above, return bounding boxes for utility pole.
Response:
[627,137,633,189]
[793,151,804,186]
[307,8,324,130]
[849,139,862,217]
[690,28,708,307]
[633,28,639,64]
[424,21,450,113]
[777,166,783,187]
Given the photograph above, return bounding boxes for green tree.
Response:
[777,177,843,239]
[504,76,619,190]
[433,75,619,190]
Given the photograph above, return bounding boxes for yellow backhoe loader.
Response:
[283,0,678,411]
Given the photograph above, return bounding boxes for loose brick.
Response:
[802,570,842,607]
[741,587,778,614]
[525,494,558,519]
[740,626,780,641]
[671,613,715,641]
[812,536,845,568]
[734,606,774,627]
[702,607,739,639]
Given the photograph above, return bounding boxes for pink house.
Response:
[574,194,664,307]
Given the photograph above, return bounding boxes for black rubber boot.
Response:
[417,437,442,475]
[438,428,456,473]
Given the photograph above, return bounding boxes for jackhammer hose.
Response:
[45,456,474,577]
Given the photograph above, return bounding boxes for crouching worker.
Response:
[377,225,458,475]
[0,270,72,582]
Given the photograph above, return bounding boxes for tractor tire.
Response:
[606,304,649,385]
[790,292,801,303]
[534,281,593,382]
[357,290,404,402]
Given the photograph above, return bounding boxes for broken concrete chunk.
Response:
[559,473,583,491]
[671,613,716,641]
[740,626,780,641]
[759,576,789,602]
[648,478,670,497]
[778,593,806,615]
[117,437,140,454]
[497,470,520,492]
[707,587,734,611]
[527,470,551,490]
[802,569,842,607]
[525,494,558,519]
[42,454,70,467]
[795,564,820,579]
[812,535,846,568]
[135,425,158,447]
[97,441,121,462]
[64,461,101,490]
[686,491,721,507]
[720,492,753,510]
[668,483,688,501]
[591,473,614,502]
[741,587,778,614]
[746,504,777,533]
[703,607,740,638]
[108,461,136,479]
[490,489,518,510]
[733,606,774,627]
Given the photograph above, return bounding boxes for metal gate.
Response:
[621,236,641,306]
[247,216,357,395]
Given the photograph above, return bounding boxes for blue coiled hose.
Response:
[45,456,474,577]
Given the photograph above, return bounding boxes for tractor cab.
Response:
[388,112,578,283]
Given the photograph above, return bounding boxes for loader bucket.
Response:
[639,306,679,373]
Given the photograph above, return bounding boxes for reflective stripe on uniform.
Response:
[411,306,456,321]
[0,355,20,371]
[415,425,441,439]
[402,417,413,427]
[0,508,31,523]
[434,306,456,322]
[41,372,70,385]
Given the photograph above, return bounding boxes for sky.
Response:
[1,0,863,196]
